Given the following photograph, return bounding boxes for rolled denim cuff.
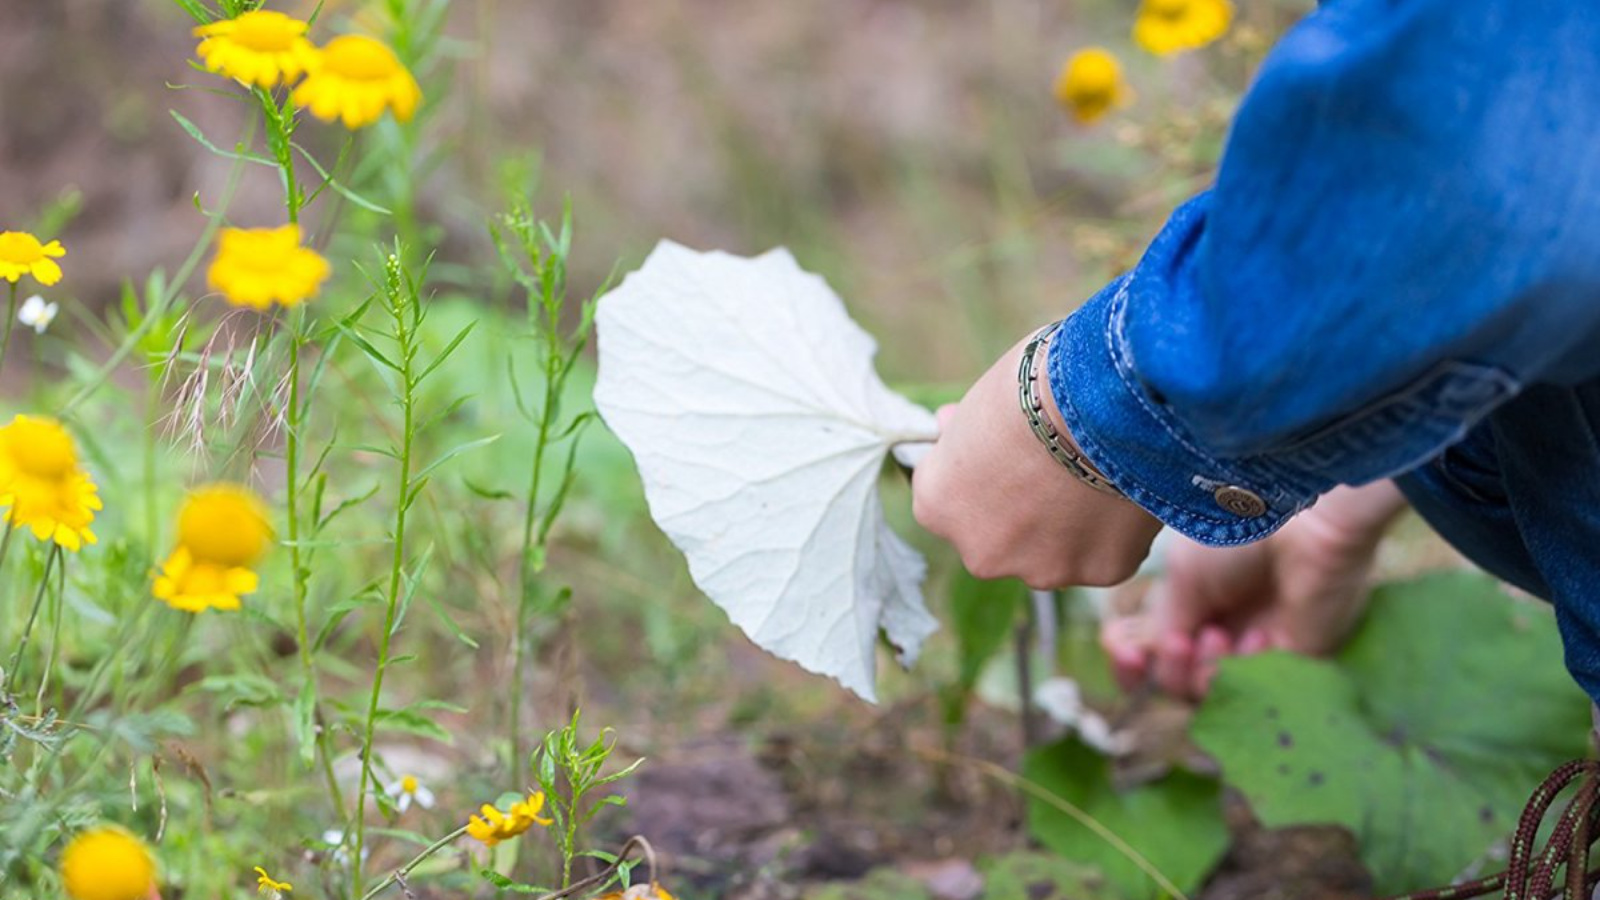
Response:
[1048,275,1317,546]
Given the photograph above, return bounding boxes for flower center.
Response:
[1146,0,1191,21]
[3,418,77,478]
[178,488,271,567]
[0,232,45,266]
[321,36,401,81]
[401,775,419,794]
[229,11,303,53]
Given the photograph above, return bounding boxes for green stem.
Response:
[358,826,467,900]
[4,545,61,696]
[353,269,419,900]
[509,278,567,781]
[0,282,17,379]
[284,314,347,823]
[0,521,15,594]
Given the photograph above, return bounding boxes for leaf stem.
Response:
[359,826,467,900]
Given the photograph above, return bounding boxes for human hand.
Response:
[912,330,1162,588]
[1100,481,1407,699]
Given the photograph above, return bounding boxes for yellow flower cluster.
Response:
[60,827,157,900]
[193,8,421,129]
[465,791,553,847]
[206,225,330,310]
[152,483,273,613]
[0,415,102,551]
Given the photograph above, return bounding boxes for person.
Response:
[910,0,1600,705]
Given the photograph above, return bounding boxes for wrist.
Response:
[1030,322,1116,488]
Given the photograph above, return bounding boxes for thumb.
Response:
[935,403,958,432]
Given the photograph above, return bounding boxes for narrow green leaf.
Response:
[170,110,273,166]
[292,141,392,214]
[414,433,500,482]
[415,322,476,384]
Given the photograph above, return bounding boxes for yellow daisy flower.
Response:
[206,225,330,310]
[0,415,101,551]
[291,34,422,129]
[193,10,319,89]
[465,791,553,847]
[152,484,272,614]
[1054,48,1134,125]
[0,231,66,286]
[60,826,157,900]
[1133,0,1233,56]
[254,866,292,896]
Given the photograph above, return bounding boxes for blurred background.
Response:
[0,0,1299,381]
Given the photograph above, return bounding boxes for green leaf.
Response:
[1022,737,1228,900]
[374,707,453,744]
[190,673,285,711]
[949,571,1026,691]
[415,322,477,384]
[292,141,392,214]
[1191,573,1590,894]
[414,433,501,481]
[170,110,273,166]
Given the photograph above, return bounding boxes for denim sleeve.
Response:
[1048,0,1600,546]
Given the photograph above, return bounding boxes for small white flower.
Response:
[320,828,368,865]
[17,295,57,334]
[385,774,435,812]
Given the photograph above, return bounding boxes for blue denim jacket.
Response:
[1047,0,1600,700]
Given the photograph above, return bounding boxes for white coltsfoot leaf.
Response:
[594,240,939,702]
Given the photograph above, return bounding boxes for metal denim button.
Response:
[1214,485,1267,518]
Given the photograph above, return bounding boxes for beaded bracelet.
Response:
[1016,322,1124,497]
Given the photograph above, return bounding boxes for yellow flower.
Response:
[291,35,422,129]
[193,10,319,89]
[1054,48,1134,125]
[206,226,330,310]
[598,885,677,900]
[60,826,157,900]
[255,866,292,895]
[465,791,553,847]
[152,484,271,614]
[0,415,101,551]
[1133,0,1233,56]
[0,231,66,286]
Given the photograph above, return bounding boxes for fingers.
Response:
[1100,616,1152,691]
[1192,625,1231,698]
[935,403,958,431]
